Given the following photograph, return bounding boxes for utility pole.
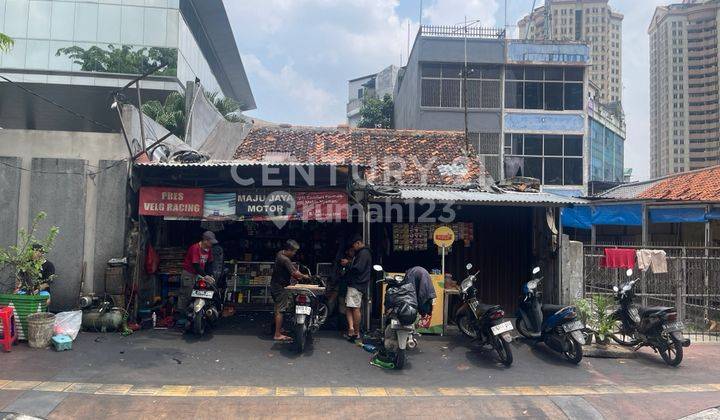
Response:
[463,16,470,155]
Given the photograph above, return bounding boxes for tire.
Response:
[394,348,406,370]
[316,303,329,327]
[457,313,478,339]
[193,314,205,336]
[494,335,513,366]
[564,337,583,364]
[659,336,684,367]
[610,321,640,346]
[294,324,307,353]
[516,317,533,339]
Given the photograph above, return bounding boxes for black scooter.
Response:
[455,263,513,366]
[285,265,328,353]
[516,267,585,364]
[611,269,691,366]
[186,270,227,336]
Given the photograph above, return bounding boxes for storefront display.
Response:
[392,222,474,252]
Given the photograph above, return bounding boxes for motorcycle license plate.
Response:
[191,290,214,299]
[562,320,584,332]
[570,330,586,345]
[295,306,311,315]
[663,321,684,332]
[491,321,513,336]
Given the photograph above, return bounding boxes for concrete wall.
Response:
[0,129,128,308]
[419,38,505,64]
[561,237,584,305]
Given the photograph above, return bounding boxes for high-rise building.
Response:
[649,0,720,177]
[518,0,623,105]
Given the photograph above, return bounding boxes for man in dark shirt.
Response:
[271,240,309,341]
[341,235,371,340]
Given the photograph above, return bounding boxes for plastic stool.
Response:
[0,306,18,352]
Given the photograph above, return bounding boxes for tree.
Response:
[204,91,242,122]
[142,92,186,138]
[358,94,394,129]
[56,44,177,76]
[0,32,13,52]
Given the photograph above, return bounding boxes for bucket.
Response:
[0,294,49,340]
[27,312,55,348]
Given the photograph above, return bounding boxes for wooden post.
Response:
[641,205,649,307]
[704,205,711,323]
[677,247,687,322]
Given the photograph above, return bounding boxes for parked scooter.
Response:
[186,271,226,336]
[373,265,419,370]
[455,263,514,366]
[516,267,585,364]
[285,265,328,353]
[610,269,691,366]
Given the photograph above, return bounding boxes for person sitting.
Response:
[181,231,217,288]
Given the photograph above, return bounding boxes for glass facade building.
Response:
[589,117,624,182]
[0,0,224,95]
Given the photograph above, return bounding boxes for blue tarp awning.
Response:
[706,209,720,220]
[592,204,643,226]
[649,207,706,223]
[561,206,592,229]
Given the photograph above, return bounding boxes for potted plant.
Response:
[576,295,615,345]
[0,212,59,294]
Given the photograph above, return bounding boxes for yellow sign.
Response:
[433,226,455,248]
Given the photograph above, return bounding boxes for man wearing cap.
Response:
[341,234,372,341]
[181,231,217,289]
[271,240,310,342]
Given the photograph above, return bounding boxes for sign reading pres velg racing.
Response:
[139,187,204,218]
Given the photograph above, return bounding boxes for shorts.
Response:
[271,290,293,313]
[346,286,363,309]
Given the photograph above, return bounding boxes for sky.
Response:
[224,0,669,180]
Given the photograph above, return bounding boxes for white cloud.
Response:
[241,54,338,124]
[423,0,499,27]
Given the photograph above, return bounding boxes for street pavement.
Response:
[1,312,720,419]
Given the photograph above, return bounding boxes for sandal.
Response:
[274,336,293,342]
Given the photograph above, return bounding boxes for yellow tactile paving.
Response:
[2,379,720,398]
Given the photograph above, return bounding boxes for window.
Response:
[504,66,584,111]
[421,63,501,109]
[504,133,585,185]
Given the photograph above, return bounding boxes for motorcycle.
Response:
[373,265,419,370]
[285,265,329,353]
[610,269,691,366]
[186,271,226,336]
[516,267,585,364]
[455,263,514,366]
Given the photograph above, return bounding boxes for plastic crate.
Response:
[52,334,72,351]
[0,294,49,341]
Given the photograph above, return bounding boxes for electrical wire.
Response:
[0,158,128,176]
[0,75,116,132]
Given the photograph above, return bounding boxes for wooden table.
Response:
[284,284,326,294]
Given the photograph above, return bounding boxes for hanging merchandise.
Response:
[601,248,636,269]
[636,249,668,274]
[392,223,474,252]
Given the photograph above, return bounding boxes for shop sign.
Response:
[433,226,455,248]
[204,193,237,220]
[235,190,348,221]
[139,187,204,218]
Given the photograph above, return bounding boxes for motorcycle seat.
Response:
[639,306,674,318]
[475,303,501,317]
[541,304,570,317]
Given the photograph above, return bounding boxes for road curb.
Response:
[582,344,637,358]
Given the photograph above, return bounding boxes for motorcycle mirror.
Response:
[532,267,541,275]
[613,285,619,292]
[373,265,384,272]
[626,269,633,277]
[465,263,473,270]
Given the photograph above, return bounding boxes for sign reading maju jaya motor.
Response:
[139,187,204,218]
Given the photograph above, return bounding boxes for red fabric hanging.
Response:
[601,248,636,269]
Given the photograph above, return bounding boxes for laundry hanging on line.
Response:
[636,249,668,274]
[601,248,636,269]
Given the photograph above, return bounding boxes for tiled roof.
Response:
[233,126,487,186]
[594,180,662,199]
[374,187,586,206]
[638,166,720,201]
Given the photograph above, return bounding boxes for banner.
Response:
[296,191,348,221]
[204,193,237,220]
[235,190,348,221]
[139,187,203,218]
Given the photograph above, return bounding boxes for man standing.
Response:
[181,231,217,289]
[271,240,309,342]
[342,235,371,341]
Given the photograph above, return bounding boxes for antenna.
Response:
[463,15,470,155]
[407,20,410,64]
[419,0,423,26]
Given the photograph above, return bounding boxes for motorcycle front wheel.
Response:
[493,335,513,366]
[564,337,583,364]
[659,336,683,367]
[457,314,478,339]
[394,348,406,370]
[294,324,307,353]
[516,318,533,339]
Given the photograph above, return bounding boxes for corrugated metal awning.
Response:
[371,187,587,207]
